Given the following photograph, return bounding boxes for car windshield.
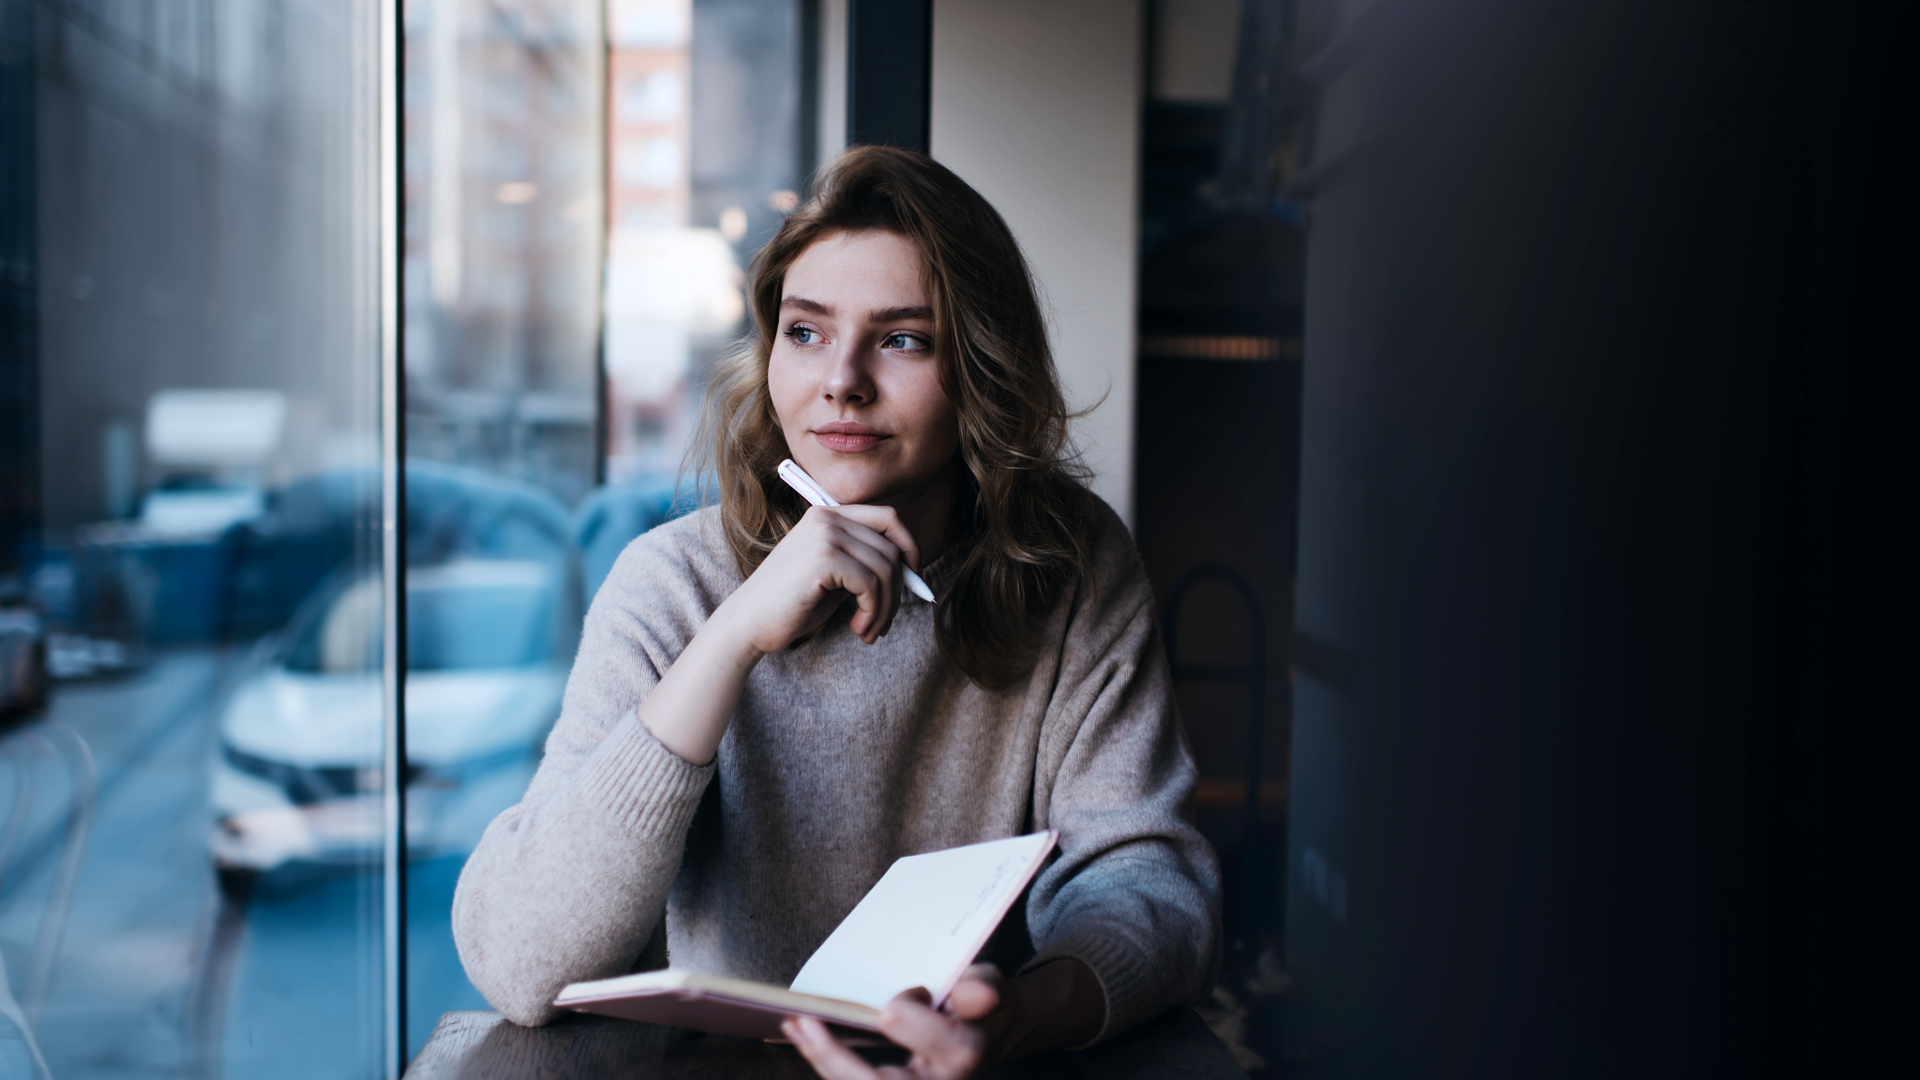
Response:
[282,559,558,674]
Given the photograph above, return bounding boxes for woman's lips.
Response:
[813,422,890,453]
[814,430,889,452]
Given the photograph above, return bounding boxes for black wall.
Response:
[0,0,35,578]
[846,0,930,152]
[1283,0,1904,1075]
[1133,1,1315,957]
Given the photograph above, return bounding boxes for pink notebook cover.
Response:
[563,988,880,1043]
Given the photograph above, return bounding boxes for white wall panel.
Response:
[930,0,1141,526]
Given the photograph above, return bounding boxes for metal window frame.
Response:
[846,0,932,151]
[378,0,408,1076]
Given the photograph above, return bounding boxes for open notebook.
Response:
[553,831,1058,1041]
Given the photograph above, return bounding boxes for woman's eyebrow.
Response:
[780,296,832,316]
[870,305,934,322]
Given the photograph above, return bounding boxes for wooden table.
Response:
[406,1007,1250,1079]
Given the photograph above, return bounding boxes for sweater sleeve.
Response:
[451,529,719,1026]
[1021,516,1224,1045]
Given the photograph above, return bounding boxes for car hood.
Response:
[220,665,567,768]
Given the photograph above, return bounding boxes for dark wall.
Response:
[0,0,36,576]
[1284,0,1902,1075]
[845,0,929,152]
[1133,0,1316,952]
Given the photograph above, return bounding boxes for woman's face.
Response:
[769,229,961,507]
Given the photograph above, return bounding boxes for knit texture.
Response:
[452,499,1221,1045]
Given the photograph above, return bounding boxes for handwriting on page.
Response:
[788,833,1053,1010]
[951,858,1018,937]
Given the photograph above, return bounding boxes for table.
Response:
[406,1006,1250,1079]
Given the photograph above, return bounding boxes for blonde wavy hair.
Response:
[693,145,1097,689]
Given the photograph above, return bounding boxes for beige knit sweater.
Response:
[451,499,1221,1044]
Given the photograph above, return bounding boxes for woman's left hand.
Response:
[783,959,1104,1079]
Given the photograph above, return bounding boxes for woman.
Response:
[453,146,1220,1078]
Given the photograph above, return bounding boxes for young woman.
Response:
[453,146,1219,1078]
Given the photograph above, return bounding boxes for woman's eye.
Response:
[884,333,926,351]
[787,326,818,345]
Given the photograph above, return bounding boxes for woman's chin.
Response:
[795,444,957,509]
[799,461,900,505]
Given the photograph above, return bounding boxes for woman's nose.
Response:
[821,342,877,405]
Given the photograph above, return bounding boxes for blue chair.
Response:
[572,478,702,609]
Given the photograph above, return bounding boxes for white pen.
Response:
[777,458,938,604]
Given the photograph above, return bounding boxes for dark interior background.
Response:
[1268,0,1904,1076]
[1133,0,1317,964]
[1131,0,1903,1076]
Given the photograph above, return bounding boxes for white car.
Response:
[210,556,570,888]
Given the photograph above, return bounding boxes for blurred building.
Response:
[403,0,805,496]
[403,0,604,507]
[601,0,805,483]
[31,0,382,533]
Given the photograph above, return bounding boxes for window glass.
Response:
[407,560,560,671]
[400,0,808,1057]
[604,0,803,484]
[400,0,602,1053]
[3,2,389,1078]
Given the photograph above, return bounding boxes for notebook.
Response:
[553,830,1059,1041]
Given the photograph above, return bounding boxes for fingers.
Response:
[798,508,903,642]
[943,967,1003,1022]
[782,1017,887,1080]
[826,504,923,573]
[754,504,916,648]
[957,964,1002,989]
[787,990,994,1080]
[878,991,988,1078]
[831,530,903,642]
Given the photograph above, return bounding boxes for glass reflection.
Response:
[212,465,573,886]
[401,0,605,1056]
[3,0,388,1077]
[398,0,808,1058]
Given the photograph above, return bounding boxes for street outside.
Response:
[1,645,492,1078]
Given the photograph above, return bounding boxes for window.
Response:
[5,1,389,1076]
[2,1,812,1073]
[401,0,808,1059]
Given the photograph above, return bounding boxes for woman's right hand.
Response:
[708,503,925,658]
[635,503,923,766]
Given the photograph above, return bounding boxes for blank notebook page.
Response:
[788,832,1055,1010]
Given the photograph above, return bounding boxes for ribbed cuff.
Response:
[573,709,715,836]
[1022,925,1158,1049]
